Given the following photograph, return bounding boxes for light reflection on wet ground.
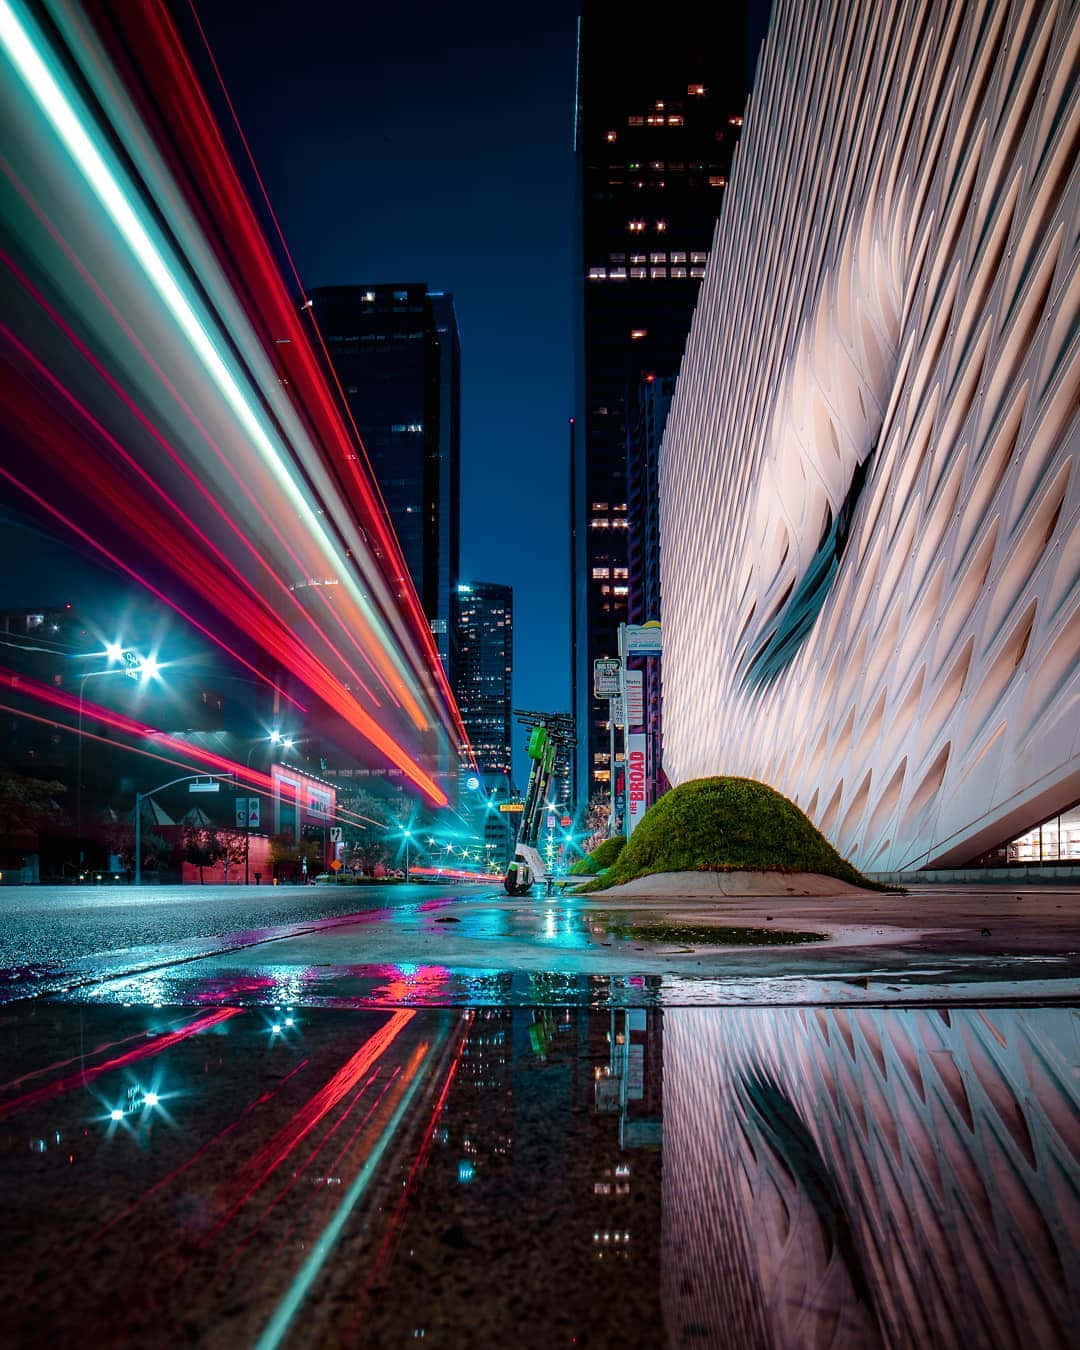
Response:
[0,1000,1075,1348]
[57,954,1080,1011]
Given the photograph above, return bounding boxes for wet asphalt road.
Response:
[0,882,483,976]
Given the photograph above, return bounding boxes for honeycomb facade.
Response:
[660,0,1079,869]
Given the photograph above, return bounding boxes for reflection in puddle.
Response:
[0,1003,1074,1347]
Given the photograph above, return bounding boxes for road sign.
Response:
[610,696,624,728]
[622,622,662,656]
[247,797,260,828]
[560,816,571,827]
[593,658,620,698]
[330,826,343,842]
[547,814,557,830]
[329,858,343,872]
[498,802,524,813]
[190,780,220,793]
[122,649,141,680]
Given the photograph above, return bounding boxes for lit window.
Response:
[628,220,646,233]
[361,290,375,302]
[630,253,646,264]
[610,267,627,280]
[606,130,616,142]
[709,175,727,188]
[613,567,628,579]
[667,115,684,126]
[588,267,607,280]
[671,267,687,278]
[691,267,706,278]
[670,251,687,263]
[627,162,640,171]
[614,585,628,596]
[589,518,610,529]
[650,252,666,264]
[655,220,667,232]
[646,115,664,126]
[650,267,667,278]
[610,253,626,263]
[600,584,612,595]
[690,251,708,264]
[592,502,609,510]
[631,267,646,279]
[688,84,706,96]
[630,328,647,340]
[655,100,664,111]
[729,114,744,126]
[649,161,664,171]
[592,567,610,579]
[627,115,643,127]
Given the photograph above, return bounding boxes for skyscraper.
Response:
[571,8,753,810]
[454,582,513,777]
[310,284,461,677]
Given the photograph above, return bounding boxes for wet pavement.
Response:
[0,1000,1076,1348]
[0,884,1077,1346]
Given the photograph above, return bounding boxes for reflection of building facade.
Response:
[660,0,1079,869]
[661,1005,1078,1350]
[572,8,753,808]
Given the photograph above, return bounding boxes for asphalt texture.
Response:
[0,882,476,1000]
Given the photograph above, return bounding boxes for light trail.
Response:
[0,0,443,753]
[254,1038,436,1350]
[0,1007,242,1120]
[211,1010,415,1238]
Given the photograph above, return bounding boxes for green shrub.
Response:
[581,777,880,891]
[569,835,626,875]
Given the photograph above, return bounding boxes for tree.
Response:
[105,811,165,874]
[218,828,248,883]
[349,838,389,877]
[0,772,66,840]
[182,824,222,883]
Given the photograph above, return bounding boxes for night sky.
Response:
[192,0,581,782]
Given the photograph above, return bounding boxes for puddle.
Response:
[0,1001,1075,1347]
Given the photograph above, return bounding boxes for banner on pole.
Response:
[626,671,644,729]
[626,733,648,834]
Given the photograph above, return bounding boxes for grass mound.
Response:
[603,920,824,947]
[582,776,881,891]
[569,835,625,875]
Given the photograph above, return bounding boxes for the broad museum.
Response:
[660,0,1078,872]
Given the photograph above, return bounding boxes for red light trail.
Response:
[0,1007,242,1121]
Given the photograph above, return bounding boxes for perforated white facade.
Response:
[660,0,1079,870]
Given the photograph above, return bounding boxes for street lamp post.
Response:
[76,652,149,863]
[403,830,412,883]
[135,771,234,885]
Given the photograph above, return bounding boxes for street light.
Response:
[76,646,148,861]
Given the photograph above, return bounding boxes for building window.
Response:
[613,567,628,579]
[671,267,687,278]
[709,175,727,188]
[630,328,647,340]
[628,220,646,233]
[630,253,646,264]
[649,161,664,171]
[610,267,627,280]
[631,267,647,279]
[655,220,667,232]
[690,251,708,264]
[667,114,684,126]
[690,267,706,278]
[591,567,610,579]
[650,252,666,264]
[588,267,607,280]
[688,83,706,96]
[606,130,616,142]
[627,115,643,127]
[729,114,744,126]
[650,267,667,278]
[670,251,687,263]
